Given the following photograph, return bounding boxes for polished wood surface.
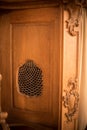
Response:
[0,6,63,130]
[0,0,87,10]
[0,0,60,10]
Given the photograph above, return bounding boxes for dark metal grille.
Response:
[18,60,43,96]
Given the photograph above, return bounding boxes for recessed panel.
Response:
[12,23,53,113]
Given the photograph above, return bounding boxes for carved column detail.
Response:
[65,3,82,36]
[63,0,87,36]
[63,78,79,122]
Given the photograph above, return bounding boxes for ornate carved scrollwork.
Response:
[64,1,82,36]
[63,78,79,122]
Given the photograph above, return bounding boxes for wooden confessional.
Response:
[0,0,84,130]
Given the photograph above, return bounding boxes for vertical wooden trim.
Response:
[10,23,13,109]
[62,6,81,129]
[58,5,63,130]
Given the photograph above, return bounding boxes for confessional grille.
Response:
[18,60,43,96]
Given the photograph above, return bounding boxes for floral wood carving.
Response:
[63,78,79,122]
[65,2,82,36]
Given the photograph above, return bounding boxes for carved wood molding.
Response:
[0,0,87,10]
[0,1,60,10]
[63,0,87,36]
[63,78,79,122]
[63,0,87,6]
[64,2,82,36]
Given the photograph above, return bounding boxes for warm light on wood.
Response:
[0,74,2,81]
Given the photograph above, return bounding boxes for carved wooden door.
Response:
[0,6,62,130]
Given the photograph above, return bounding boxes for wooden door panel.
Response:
[13,23,52,112]
[0,7,62,128]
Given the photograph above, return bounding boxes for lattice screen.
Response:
[18,60,43,96]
